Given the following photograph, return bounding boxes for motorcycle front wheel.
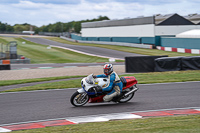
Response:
[70,91,89,107]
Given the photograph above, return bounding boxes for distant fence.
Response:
[60,36,153,49]
[71,33,155,45]
[38,32,71,37]
[161,37,200,49]
[70,33,200,51]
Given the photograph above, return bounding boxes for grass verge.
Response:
[1,70,200,93]
[0,75,85,87]
[1,36,199,64]
[0,37,118,63]
[12,115,200,133]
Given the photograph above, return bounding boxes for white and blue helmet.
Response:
[103,64,113,75]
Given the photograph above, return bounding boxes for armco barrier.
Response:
[60,36,153,49]
[10,59,30,64]
[0,59,30,65]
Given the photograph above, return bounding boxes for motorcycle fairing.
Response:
[88,95,105,103]
[121,76,137,90]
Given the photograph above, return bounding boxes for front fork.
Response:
[76,88,88,103]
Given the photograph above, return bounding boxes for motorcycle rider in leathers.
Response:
[93,64,123,102]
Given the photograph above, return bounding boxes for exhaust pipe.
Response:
[124,86,139,97]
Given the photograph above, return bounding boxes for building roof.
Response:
[184,13,200,24]
[155,13,194,25]
[81,13,199,28]
[82,16,154,28]
[155,13,175,24]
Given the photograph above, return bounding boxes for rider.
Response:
[94,64,123,102]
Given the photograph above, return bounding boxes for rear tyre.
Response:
[118,92,134,103]
[70,91,89,107]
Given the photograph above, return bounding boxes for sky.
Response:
[0,0,199,27]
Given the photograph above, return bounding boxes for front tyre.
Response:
[70,91,89,107]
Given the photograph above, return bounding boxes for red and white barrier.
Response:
[157,46,200,54]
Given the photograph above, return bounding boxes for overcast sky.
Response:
[0,0,199,27]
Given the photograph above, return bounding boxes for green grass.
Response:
[1,70,200,93]
[0,37,117,63]
[2,79,82,92]
[12,115,200,133]
[1,36,199,64]
[0,75,84,87]
[0,37,8,44]
[128,70,200,84]
[46,37,200,57]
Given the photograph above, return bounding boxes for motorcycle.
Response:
[70,74,139,107]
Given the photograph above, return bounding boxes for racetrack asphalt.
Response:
[0,81,200,125]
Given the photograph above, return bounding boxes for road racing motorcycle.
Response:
[70,74,139,107]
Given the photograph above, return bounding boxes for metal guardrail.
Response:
[10,59,30,64]
[38,32,71,37]
[0,58,30,64]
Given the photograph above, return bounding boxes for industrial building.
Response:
[70,13,200,52]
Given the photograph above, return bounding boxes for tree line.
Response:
[0,16,109,34]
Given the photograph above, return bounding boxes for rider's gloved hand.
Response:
[93,75,97,78]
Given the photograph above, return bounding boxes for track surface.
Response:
[0,81,199,125]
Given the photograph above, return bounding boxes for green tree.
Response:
[6,24,14,32]
[37,16,110,33]
[0,22,6,31]
[13,23,30,32]
[74,22,81,33]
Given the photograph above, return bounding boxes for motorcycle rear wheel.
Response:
[70,91,89,107]
[118,92,134,103]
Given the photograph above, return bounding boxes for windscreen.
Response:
[85,74,94,84]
